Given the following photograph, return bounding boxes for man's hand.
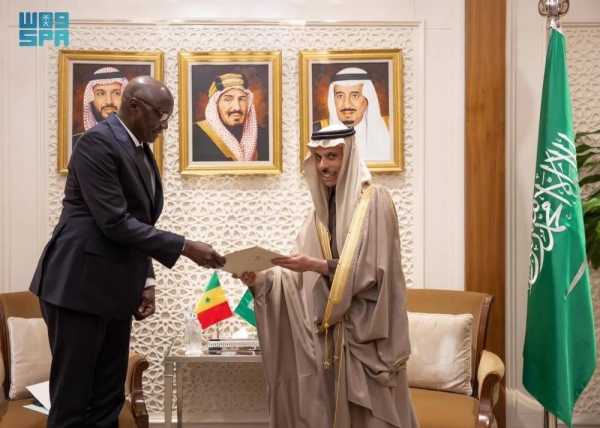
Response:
[135,286,156,320]
[272,253,328,275]
[233,271,257,298]
[182,240,226,269]
[233,271,257,287]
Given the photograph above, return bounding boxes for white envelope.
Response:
[221,246,287,276]
[26,380,51,410]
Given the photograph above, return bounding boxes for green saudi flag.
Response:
[523,25,597,428]
[234,289,256,327]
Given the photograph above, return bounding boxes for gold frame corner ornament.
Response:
[178,50,283,176]
[57,49,165,174]
[298,49,404,173]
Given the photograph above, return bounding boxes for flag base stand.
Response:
[544,410,558,428]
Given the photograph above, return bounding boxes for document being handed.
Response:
[221,246,287,276]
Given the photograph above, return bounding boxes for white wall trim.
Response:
[37,43,50,247]
[544,21,600,44]
[37,41,49,251]
[64,19,424,27]
[3,19,427,31]
[450,0,466,291]
[559,20,600,28]
[529,20,600,53]
[412,20,426,289]
[505,0,518,425]
[0,0,10,293]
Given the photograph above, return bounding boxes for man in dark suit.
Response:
[29,76,225,428]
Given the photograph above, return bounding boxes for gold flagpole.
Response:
[536,1,570,427]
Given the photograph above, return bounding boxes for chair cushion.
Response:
[0,397,136,428]
[6,318,51,399]
[407,312,473,395]
[410,387,478,428]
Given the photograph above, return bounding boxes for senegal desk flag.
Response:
[523,23,597,428]
[234,289,256,327]
[195,271,233,329]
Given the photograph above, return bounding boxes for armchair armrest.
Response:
[0,352,4,403]
[476,350,505,428]
[126,351,149,428]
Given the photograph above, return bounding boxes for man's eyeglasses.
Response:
[135,98,171,122]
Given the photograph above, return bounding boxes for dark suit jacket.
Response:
[72,132,83,152]
[30,113,185,319]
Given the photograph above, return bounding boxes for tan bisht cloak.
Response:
[254,125,419,428]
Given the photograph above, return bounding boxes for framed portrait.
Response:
[58,50,164,174]
[299,49,404,172]
[178,51,282,175]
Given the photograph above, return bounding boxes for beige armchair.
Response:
[0,291,150,428]
[407,289,505,428]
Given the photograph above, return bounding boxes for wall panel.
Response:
[45,22,422,421]
[466,0,506,426]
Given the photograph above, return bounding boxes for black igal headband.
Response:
[311,126,356,141]
[89,71,125,80]
[330,73,372,83]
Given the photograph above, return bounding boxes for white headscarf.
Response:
[205,76,258,162]
[83,67,128,131]
[327,67,391,161]
[303,124,372,252]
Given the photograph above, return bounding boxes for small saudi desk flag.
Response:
[234,289,256,327]
[195,271,233,329]
[523,23,597,428]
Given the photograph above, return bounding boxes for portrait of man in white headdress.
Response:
[191,71,269,162]
[59,52,161,174]
[313,67,391,161]
[72,67,129,149]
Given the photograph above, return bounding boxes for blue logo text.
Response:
[19,12,69,47]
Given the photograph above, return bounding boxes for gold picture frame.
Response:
[178,51,282,175]
[299,49,404,172]
[58,50,164,174]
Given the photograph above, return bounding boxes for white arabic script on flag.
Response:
[529,132,577,288]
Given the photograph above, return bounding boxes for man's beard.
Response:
[91,103,116,123]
